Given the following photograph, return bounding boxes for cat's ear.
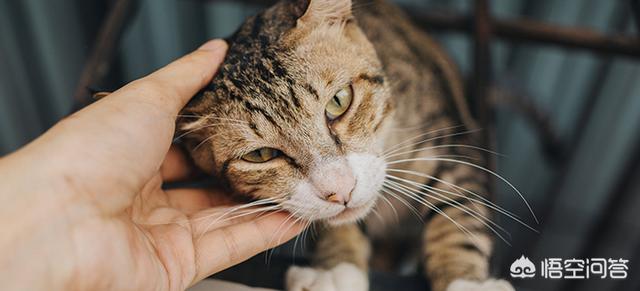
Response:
[295,0,352,26]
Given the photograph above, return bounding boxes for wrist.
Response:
[0,151,80,291]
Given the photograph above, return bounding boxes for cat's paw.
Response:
[446,279,515,291]
[285,263,368,291]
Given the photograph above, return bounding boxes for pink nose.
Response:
[310,159,356,206]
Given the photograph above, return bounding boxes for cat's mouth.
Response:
[325,199,377,225]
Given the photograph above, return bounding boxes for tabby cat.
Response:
[178,0,518,290]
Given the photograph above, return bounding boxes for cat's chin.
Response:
[324,199,376,226]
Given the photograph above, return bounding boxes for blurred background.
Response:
[1,0,640,290]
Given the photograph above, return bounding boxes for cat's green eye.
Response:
[241,148,281,163]
[325,85,353,120]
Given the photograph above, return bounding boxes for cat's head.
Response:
[179,0,394,225]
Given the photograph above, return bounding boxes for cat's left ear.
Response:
[296,0,352,27]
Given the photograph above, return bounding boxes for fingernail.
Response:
[199,39,227,51]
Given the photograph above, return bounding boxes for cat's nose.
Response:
[321,178,354,205]
[326,191,351,205]
[311,159,355,206]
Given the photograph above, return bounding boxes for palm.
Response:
[0,42,301,291]
[69,170,296,291]
[65,174,196,291]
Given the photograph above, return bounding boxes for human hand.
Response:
[0,40,303,291]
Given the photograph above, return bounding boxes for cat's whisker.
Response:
[384,144,504,160]
[268,207,303,249]
[384,179,512,244]
[211,205,282,225]
[288,204,321,257]
[370,207,385,225]
[385,172,537,234]
[383,125,465,154]
[385,178,491,226]
[177,114,248,124]
[174,122,250,141]
[386,118,468,133]
[382,182,485,248]
[195,203,283,242]
[309,222,319,241]
[193,196,285,232]
[378,193,399,223]
[297,216,316,256]
[380,187,423,222]
[388,123,442,132]
[409,154,481,161]
[383,124,465,149]
[291,215,307,261]
[136,197,282,227]
[193,204,283,245]
[269,208,311,264]
[383,128,481,157]
[386,168,509,216]
[266,209,299,265]
[386,158,539,224]
[176,114,204,119]
[193,133,225,151]
[299,219,314,252]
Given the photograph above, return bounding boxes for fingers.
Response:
[191,212,305,284]
[189,206,279,232]
[117,39,228,117]
[29,40,228,200]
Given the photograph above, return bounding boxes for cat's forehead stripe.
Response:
[304,83,320,100]
[243,100,282,131]
[357,73,385,85]
[248,122,263,138]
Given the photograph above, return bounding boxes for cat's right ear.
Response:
[293,0,353,27]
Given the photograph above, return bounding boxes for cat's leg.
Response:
[286,224,370,291]
[420,164,514,291]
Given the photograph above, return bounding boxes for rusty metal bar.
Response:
[471,0,496,203]
[472,0,492,130]
[197,0,640,58]
[407,10,640,59]
[72,0,135,105]
[632,0,640,34]
[493,17,640,58]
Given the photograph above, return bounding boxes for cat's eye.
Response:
[325,85,353,120]
[241,148,282,163]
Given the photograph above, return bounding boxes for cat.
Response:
[177,0,518,290]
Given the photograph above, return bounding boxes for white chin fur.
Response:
[284,181,344,221]
[285,153,385,223]
[325,199,377,226]
[346,153,386,208]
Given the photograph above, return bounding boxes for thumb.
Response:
[18,40,228,207]
[190,212,305,284]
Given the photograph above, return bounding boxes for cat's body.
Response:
[179,1,514,290]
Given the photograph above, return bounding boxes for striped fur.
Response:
[178,1,506,290]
